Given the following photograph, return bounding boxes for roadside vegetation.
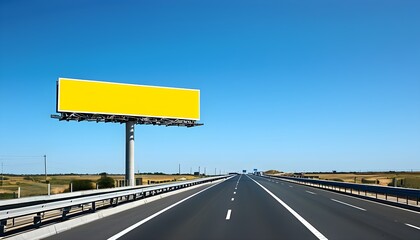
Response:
[0,173,199,199]
[271,171,420,189]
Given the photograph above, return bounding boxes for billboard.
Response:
[57,78,200,120]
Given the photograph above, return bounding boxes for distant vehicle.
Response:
[242,170,247,174]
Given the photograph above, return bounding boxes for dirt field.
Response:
[0,174,199,199]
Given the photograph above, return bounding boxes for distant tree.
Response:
[71,180,95,191]
[97,172,115,189]
[264,170,281,175]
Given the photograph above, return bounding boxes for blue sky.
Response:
[1,0,419,174]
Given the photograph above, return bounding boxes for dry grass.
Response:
[0,174,200,199]
[302,172,420,188]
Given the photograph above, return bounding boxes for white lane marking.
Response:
[107,178,231,240]
[273,177,420,215]
[405,223,420,231]
[235,187,237,190]
[331,199,366,211]
[234,191,236,194]
[289,185,293,188]
[231,198,234,201]
[247,175,328,240]
[276,182,279,183]
[226,209,232,220]
[306,191,316,195]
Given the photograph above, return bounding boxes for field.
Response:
[0,174,199,199]
[296,172,420,189]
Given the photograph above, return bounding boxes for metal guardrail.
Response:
[0,175,229,235]
[267,175,420,206]
[0,180,195,211]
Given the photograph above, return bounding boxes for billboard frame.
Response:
[52,78,202,127]
[55,78,200,121]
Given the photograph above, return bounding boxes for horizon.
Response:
[1,1,419,175]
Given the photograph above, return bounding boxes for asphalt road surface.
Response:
[45,174,420,240]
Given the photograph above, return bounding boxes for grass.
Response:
[0,174,200,199]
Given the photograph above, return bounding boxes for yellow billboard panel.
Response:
[57,78,200,120]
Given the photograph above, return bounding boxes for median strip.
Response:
[247,175,328,240]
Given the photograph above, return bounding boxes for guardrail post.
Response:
[33,213,42,228]
[91,202,96,212]
[406,196,409,204]
[70,183,73,192]
[48,184,51,196]
[18,187,21,198]
[62,207,71,220]
[0,219,7,236]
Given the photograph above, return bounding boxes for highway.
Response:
[43,174,420,240]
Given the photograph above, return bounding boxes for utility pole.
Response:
[215,168,216,176]
[1,162,3,187]
[178,163,181,175]
[198,166,200,175]
[44,155,47,182]
[190,167,192,175]
[204,167,206,176]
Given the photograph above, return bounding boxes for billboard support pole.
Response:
[126,121,135,186]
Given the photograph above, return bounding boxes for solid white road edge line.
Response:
[226,209,232,220]
[107,177,233,240]
[247,175,328,240]
[405,223,420,231]
[306,191,316,195]
[331,199,366,211]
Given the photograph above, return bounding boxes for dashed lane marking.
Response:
[226,209,232,220]
[331,199,366,211]
[405,223,420,231]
